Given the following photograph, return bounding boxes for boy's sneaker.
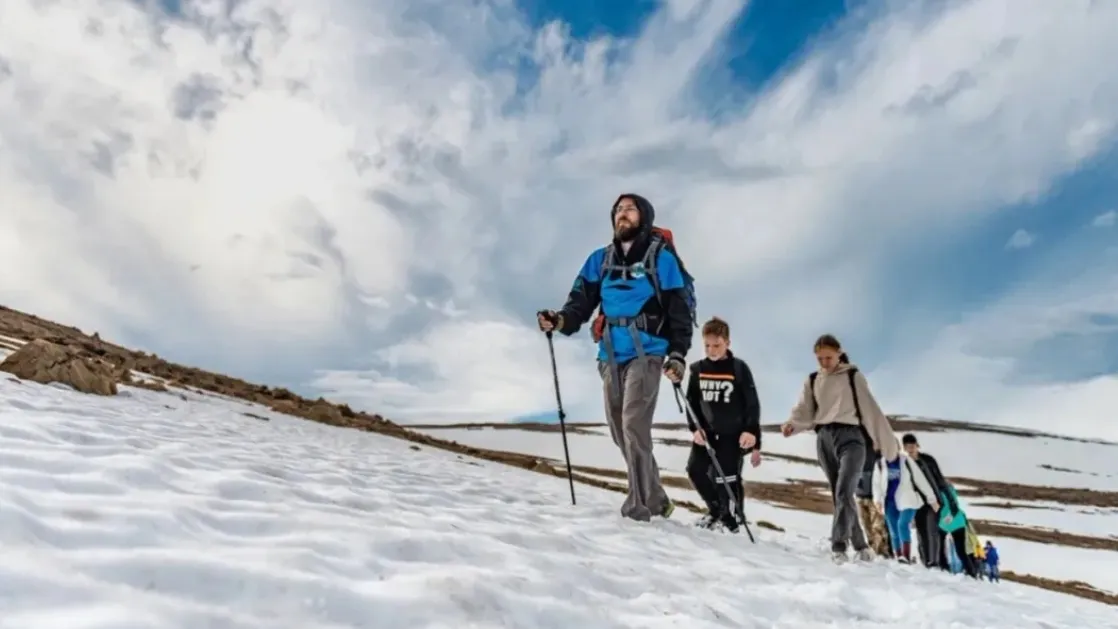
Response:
[831,551,849,565]
[696,513,720,529]
[719,512,740,533]
[854,548,875,562]
[661,500,676,519]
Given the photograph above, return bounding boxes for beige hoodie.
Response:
[785,362,899,461]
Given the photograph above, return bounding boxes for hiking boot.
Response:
[719,512,740,533]
[695,513,720,529]
[854,548,875,562]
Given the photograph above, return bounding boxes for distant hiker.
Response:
[537,193,695,522]
[856,446,893,558]
[781,334,899,563]
[984,540,1001,582]
[902,433,951,569]
[683,316,762,532]
[872,443,940,563]
[937,484,979,578]
[971,531,986,580]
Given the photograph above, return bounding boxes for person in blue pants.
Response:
[873,447,940,562]
[984,541,1001,582]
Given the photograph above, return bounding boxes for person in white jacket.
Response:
[873,448,940,562]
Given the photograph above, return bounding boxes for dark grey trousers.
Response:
[599,355,671,521]
[816,424,868,553]
[915,505,943,568]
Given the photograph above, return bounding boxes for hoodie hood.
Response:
[825,361,857,375]
[611,193,656,238]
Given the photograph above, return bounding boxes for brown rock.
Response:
[0,339,119,396]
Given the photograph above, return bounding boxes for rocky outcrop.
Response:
[0,339,119,395]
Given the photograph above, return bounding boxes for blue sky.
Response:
[3,0,1118,439]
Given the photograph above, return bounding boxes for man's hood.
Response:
[611,193,656,237]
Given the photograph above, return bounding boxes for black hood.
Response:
[611,193,656,238]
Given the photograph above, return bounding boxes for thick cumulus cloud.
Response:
[3,0,1118,437]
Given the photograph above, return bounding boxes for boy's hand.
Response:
[780,422,795,437]
[739,432,756,449]
[692,430,706,446]
[750,450,762,468]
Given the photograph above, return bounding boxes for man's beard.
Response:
[614,222,640,242]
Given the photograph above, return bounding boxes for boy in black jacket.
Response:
[684,317,762,531]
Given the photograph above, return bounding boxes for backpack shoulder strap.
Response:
[847,367,863,422]
[600,243,617,277]
[809,371,818,414]
[733,359,748,411]
[643,232,665,306]
[733,359,746,388]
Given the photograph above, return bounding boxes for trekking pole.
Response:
[674,382,755,543]
[544,328,577,506]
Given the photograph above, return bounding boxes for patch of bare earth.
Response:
[409,421,604,435]
[0,305,1113,606]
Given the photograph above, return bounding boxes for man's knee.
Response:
[834,479,856,503]
[621,405,654,444]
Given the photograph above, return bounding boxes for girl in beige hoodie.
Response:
[781,334,898,563]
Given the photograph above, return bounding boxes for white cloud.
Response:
[871,244,1118,441]
[1092,210,1116,227]
[3,0,1118,436]
[312,319,600,423]
[1006,228,1035,250]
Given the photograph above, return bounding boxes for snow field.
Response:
[415,424,1118,596]
[0,378,1116,628]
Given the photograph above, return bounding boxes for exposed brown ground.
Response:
[0,304,1114,606]
[421,422,1118,509]
[444,418,1117,445]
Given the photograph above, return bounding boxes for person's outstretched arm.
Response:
[555,250,604,336]
[784,377,815,434]
[851,371,899,461]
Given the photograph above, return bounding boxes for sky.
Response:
[2,0,1118,440]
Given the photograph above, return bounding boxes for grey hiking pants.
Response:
[816,424,868,553]
[599,355,670,521]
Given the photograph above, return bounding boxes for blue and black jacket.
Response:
[555,194,693,365]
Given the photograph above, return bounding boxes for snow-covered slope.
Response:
[411,419,1118,603]
[2,375,1117,627]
